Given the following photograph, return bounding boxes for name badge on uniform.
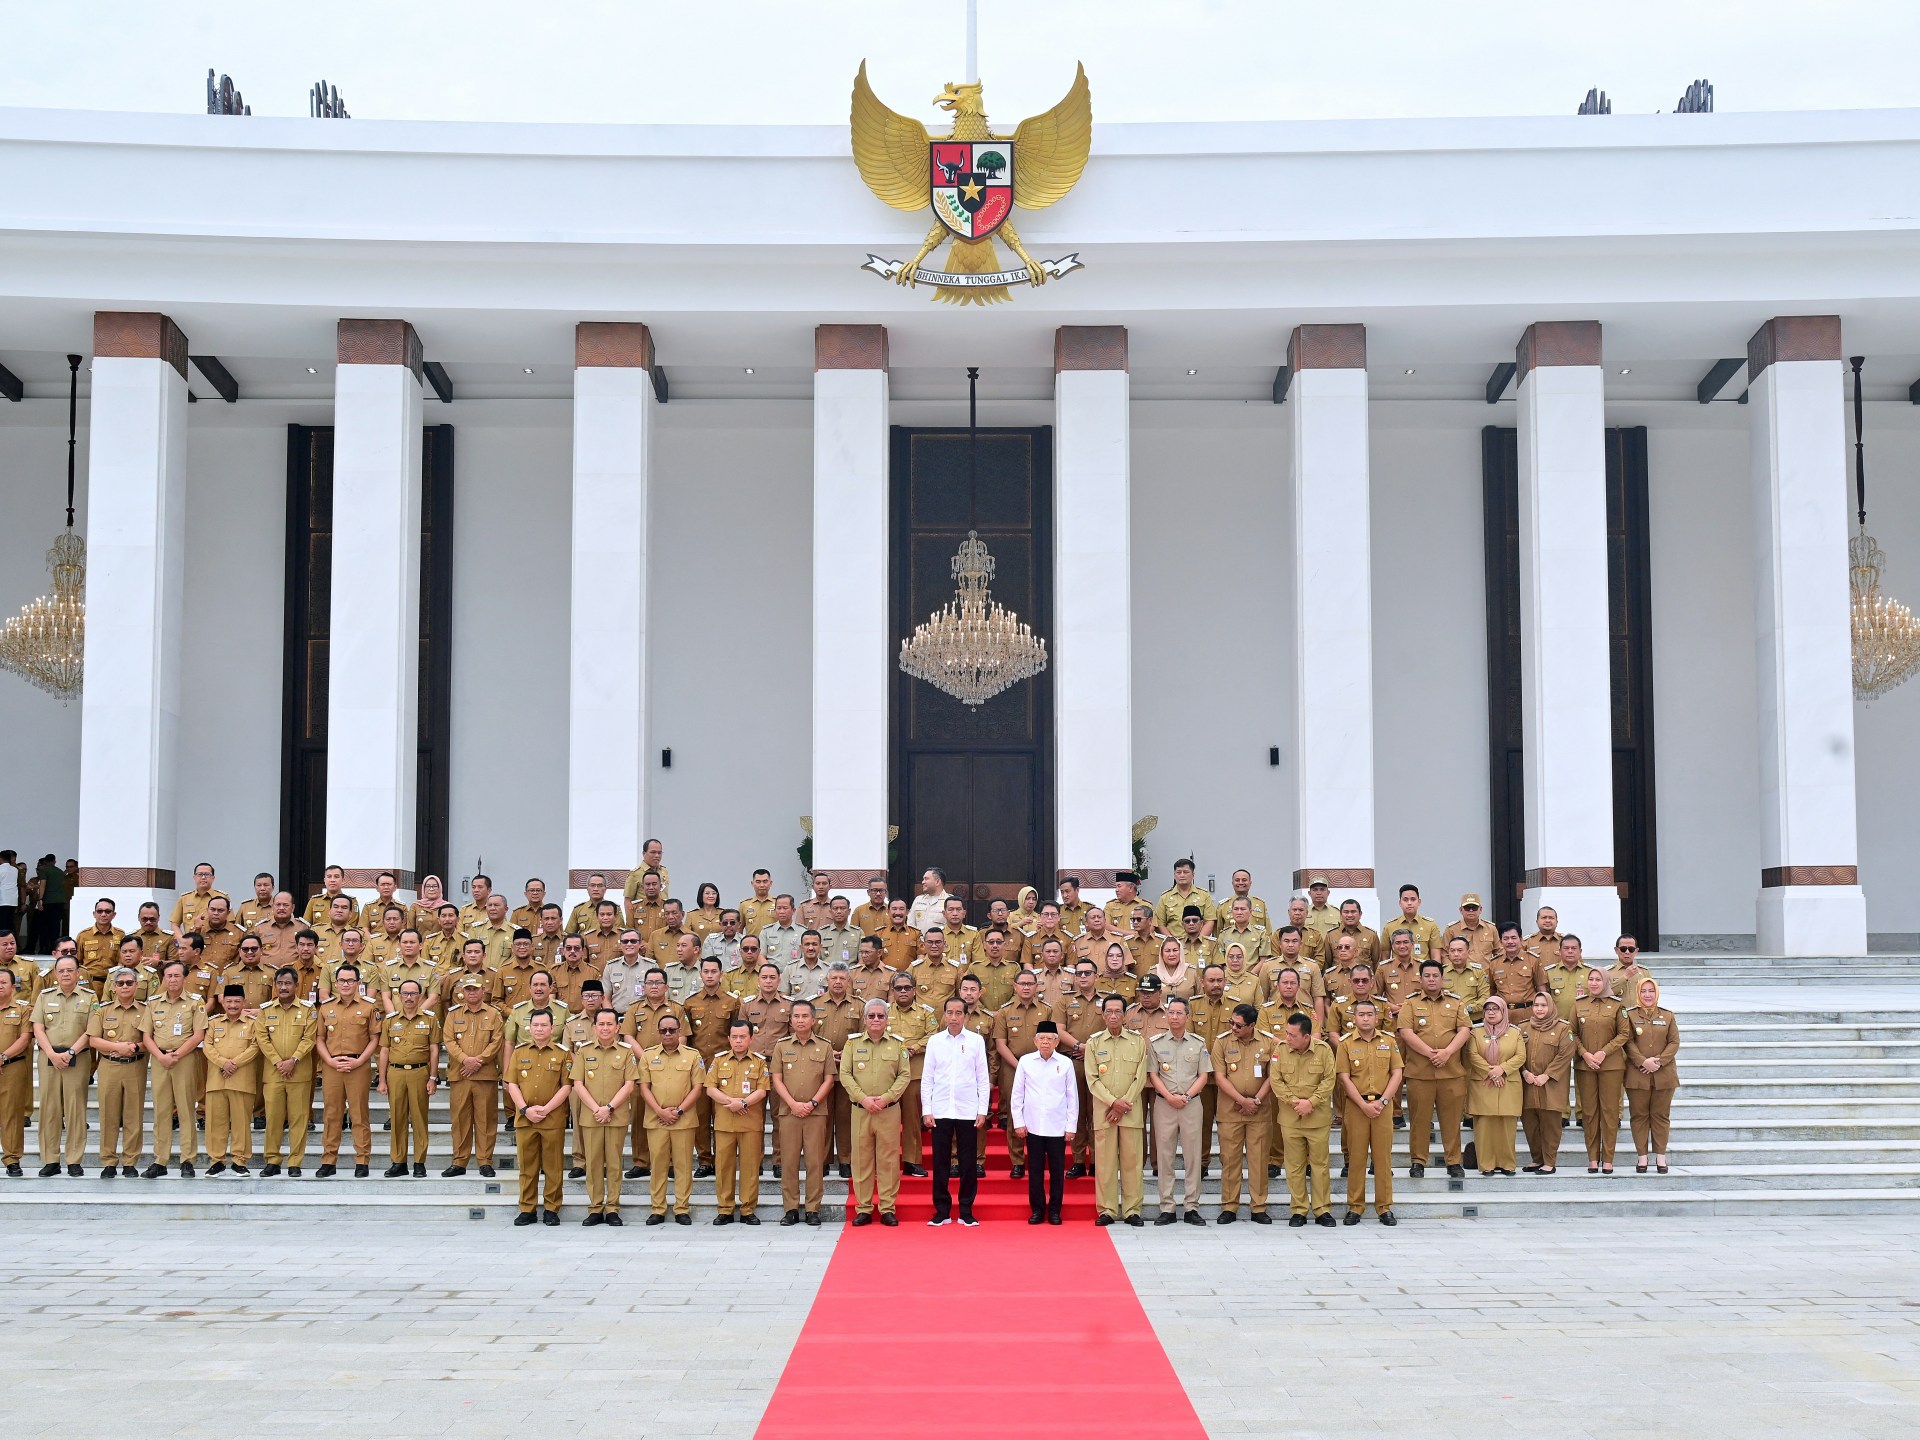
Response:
[173,1022,185,1036]
[1253,1064,1264,1078]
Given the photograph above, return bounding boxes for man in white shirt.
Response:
[904,868,954,935]
[1012,1019,1078,1225]
[921,995,990,1227]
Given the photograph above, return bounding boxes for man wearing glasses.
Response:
[76,899,125,997]
[87,967,150,1177]
[1606,935,1656,1002]
[1441,893,1498,966]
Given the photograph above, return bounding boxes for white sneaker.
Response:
[957,1216,979,1227]
[927,1215,950,1227]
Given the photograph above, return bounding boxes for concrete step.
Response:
[1683,1041,1920,1059]
[1678,1056,1920,1074]
[1684,1026,1920,1043]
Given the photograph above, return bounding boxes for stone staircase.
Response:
[6,955,1916,1222]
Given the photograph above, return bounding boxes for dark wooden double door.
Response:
[890,426,1053,921]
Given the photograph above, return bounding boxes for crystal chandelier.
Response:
[0,355,86,702]
[898,367,1048,707]
[1846,357,1920,702]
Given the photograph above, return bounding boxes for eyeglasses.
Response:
[1617,945,1638,954]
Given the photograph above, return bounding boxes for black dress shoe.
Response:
[66,1164,83,1177]
[1393,1116,1406,1129]
[880,1212,899,1226]
[354,1164,370,1178]
[646,1213,666,1226]
[315,1163,337,1178]
[384,1164,407,1178]
[675,1213,691,1225]
[1446,1164,1465,1179]
[740,1213,760,1226]
[515,1211,537,1226]
[1184,1210,1205,1226]
[1125,1215,1144,1227]
[1379,1210,1397,1226]
[1343,1210,1363,1226]
[781,1209,801,1226]
[100,1165,117,1179]
[1046,1213,1062,1226]
[837,1164,851,1179]
[1340,1164,1349,1178]
[1289,1214,1308,1228]
[1267,1163,1282,1179]
[1315,1213,1337,1228]
[288,1167,302,1178]
[715,1213,735,1226]
[903,1164,927,1177]
[179,1162,195,1178]
[1028,1211,1045,1225]
[261,1164,281,1178]
[479,1165,496,1178]
[1096,1213,1114,1226]
[412,1162,427,1178]
[1066,1164,1086,1180]
[1217,1210,1237,1224]
[541,1211,560,1226]
[1250,1211,1272,1225]
[1156,1212,1177,1226]
[207,1162,227,1176]
[805,1211,821,1226]
[142,1164,166,1179]
[441,1166,467,1178]
[1009,1165,1025,1180]
[852,1213,874,1227]
[1408,1162,1426,1178]
[605,1212,624,1226]
[694,1163,715,1179]
[568,1167,586,1180]
[254,1115,266,1131]
[625,1165,645,1179]
[584,1213,606,1227]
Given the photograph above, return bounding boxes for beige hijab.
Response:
[1481,995,1512,1063]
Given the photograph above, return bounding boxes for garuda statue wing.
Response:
[850,59,933,212]
[1009,63,1092,210]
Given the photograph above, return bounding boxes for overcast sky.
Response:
[4,0,1915,128]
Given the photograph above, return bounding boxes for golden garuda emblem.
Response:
[851,60,1092,306]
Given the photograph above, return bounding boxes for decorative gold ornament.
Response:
[851,60,1091,305]
[1850,529,1920,701]
[0,354,86,702]
[899,531,1047,706]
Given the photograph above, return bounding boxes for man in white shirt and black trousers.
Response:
[1012,1019,1079,1225]
[921,995,991,1227]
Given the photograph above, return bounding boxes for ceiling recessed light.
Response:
[1619,367,1631,375]
[1186,368,1196,376]
[306,366,317,375]
[744,367,754,375]
[1404,368,1416,375]
[523,367,535,375]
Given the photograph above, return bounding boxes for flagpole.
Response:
[965,0,978,84]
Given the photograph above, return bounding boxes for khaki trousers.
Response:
[206,1090,254,1164]
[1522,1107,1564,1168]
[830,1086,854,1167]
[0,1058,30,1164]
[582,1123,625,1212]
[1628,1087,1673,1154]
[693,1089,715,1164]
[778,1110,829,1212]
[997,1072,1026,1165]
[1342,1098,1393,1214]
[898,1078,923,1165]
[716,1123,764,1212]
[320,1063,373,1164]
[647,1126,696,1214]
[850,1103,902,1215]
[515,1118,564,1212]
[1197,1086,1218,1173]
[1405,1076,1466,1165]
[151,1052,200,1165]
[1576,1069,1625,1165]
[628,1097,648,1170]
[1473,1112,1518,1171]
[1152,1095,1204,1210]
[449,1078,497,1165]
[264,1065,314,1165]
[1278,1113,1330,1216]
[1093,1123,1144,1218]
[1217,1109,1273,1213]
[386,1068,430,1164]
[37,1054,91,1167]
[1073,1064,1094,1160]
[96,1058,147,1166]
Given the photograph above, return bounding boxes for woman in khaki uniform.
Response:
[1624,977,1681,1174]
[1464,996,1526,1176]
[1517,990,1576,1172]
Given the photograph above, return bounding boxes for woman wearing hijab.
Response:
[1517,989,1576,1173]
[1150,936,1198,1001]
[1624,976,1681,1174]
[1465,995,1526,1175]
[410,875,447,936]
[1010,887,1043,937]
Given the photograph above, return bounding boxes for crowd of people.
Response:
[0,842,1684,1228]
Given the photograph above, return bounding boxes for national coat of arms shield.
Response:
[930,140,1013,240]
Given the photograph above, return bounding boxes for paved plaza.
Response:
[6,1211,1917,1437]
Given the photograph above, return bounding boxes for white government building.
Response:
[0,91,1916,958]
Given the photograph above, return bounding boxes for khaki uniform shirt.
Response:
[909,958,966,1012]
[992,999,1049,1070]
[683,989,742,1060]
[203,1013,260,1092]
[1303,903,1341,935]
[886,1001,939,1078]
[781,958,832,1002]
[236,898,275,931]
[1442,962,1492,1020]
[495,958,544,1010]
[1095,970,1139,1005]
[31,986,95,1049]
[706,1052,771,1131]
[86,999,150,1061]
[640,1045,705,1128]
[1155,887,1216,933]
[851,901,891,937]
[1270,1040,1337,1124]
[1334,1031,1404,1100]
[549,960,606,1014]
[1212,1031,1281,1114]
[1541,964,1585,1022]
[1398,993,1471,1080]
[1522,930,1569,968]
[505,999,572,1055]
[1214,924,1271,967]
[971,959,1020,1013]
[740,994,793,1059]
[1441,920,1498,967]
[876,924,921,970]
[1487,953,1549,1010]
[219,961,276,1012]
[76,925,127,990]
[256,1000,317,1076]
[1053,992,1108,1050]
[438,966,503,1014]
[565,901,609,935]
[839,1033,911,1105]
[1258,998,1320,1042]
[1573,996,1632,1072]
[1124,1002,1173,1045]
[815,925,864,970]
[249,918,302,972]
[571,1040,640,1125]
[302,891,348,926]
[618,998,683,1052]
[146,994,206,1054]
[1,957,41,1005]
[442,1004,506,1081]
[383,959,442,1012]
[508,903,545,935]
[1607,963,1657,1004]
[1084,1028,1149,1129]
[736,897,778,938]
[1147,1031,1212,1097]
[0,997,34,1066]
[849,962,895,1004]
[317,996,381,1060]
[508,1043,570,1126]
[1326,923,1381,967]
[813,996,864,1057]
[382,1011,438,1067]
[770,1034,837,1114]
[1102,897,1149,935]
[1057,900,1091,937]
[1384,914,1445,967]
[758,923,805,970]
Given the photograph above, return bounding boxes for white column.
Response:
[1747,316,1867,955]
[1053,326,1132,909]
[812,325,890,902]
[1285,324,1379,927]
[566,322,656,917]
[325,319,425,904]
[75,312,189,921]
[1514,321,1620,945]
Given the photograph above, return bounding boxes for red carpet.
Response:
[755,1217,1207,1439]
[880,1123,1099,1220]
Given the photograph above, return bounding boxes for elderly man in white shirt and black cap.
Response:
[921,994,991,1227]
[1012,1019,1078,1226]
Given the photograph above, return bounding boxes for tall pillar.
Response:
[1285,324,1378,926]
[1515,321,1620,945]
[812,325,890,901]
[325,319,425,903]
[565,322,656,916]
[1053,326,1132,909]
[75,312,190,920]
[1747,316,1867,956]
